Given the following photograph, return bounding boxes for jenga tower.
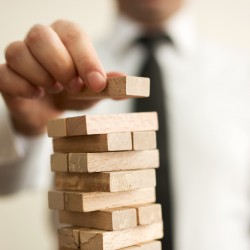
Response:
[47,76,164,250]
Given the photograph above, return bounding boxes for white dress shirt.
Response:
[0,8,250,250]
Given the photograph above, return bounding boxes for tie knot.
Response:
[137,32,172,51]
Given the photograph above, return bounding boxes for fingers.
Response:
[0,64,44,98]
[3,20,108,102]
[53,91,100,111]
[51,20,106,92]
[25,24,79,92]
[5,41,63,93]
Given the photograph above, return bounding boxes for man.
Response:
[0,0,250,249]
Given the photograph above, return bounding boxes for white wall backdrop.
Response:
[190,0,250,52]
[0,0,117,63]
[0,0,249,249]
[0,0,250,63]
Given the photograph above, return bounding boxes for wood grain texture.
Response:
[55,169,156,192]
[121,241,162,250]
[59,248,78,250]
[47,112,158,138]
[132,131,157,150]
[120,246,141,250]
[59,207,137,231]
[129,204,162,225]
[79,222,163,250]
[58,227,81,249]
[69,76,150,99]
[53,132,132,153]
[137,241,162,250]
[51,150,159,173]
[48,191,64,210]
[59,240,162,250]
[64,187,156,212]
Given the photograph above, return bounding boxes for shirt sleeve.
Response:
[0,97,53,194]
[0,97,23,165]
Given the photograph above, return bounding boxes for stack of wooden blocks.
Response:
[47,76,164,250]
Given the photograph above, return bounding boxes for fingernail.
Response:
[67,77,84,93]
[32,87,45,98]
[51,82,64,93]
[87,72,106,92]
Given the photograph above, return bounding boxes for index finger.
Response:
[51,20,106,93]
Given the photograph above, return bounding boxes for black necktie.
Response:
[135,33,174,250]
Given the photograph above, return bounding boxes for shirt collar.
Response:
[109,7,198,56]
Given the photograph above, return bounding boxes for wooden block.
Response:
[53,132,132,153]
[59,207,137,231]
[119,246,141,250]
[58,227,81,249]
[47,112,158,138]
[51,153,68,172]
[79,223,163,250]
[59,241,162,250]
[120,241,161,250]
[59,248,77,250]
[59,240,162,250]
[129,204,162,225]
[132,131,157,150]
[136,241,162,250]
[69,76,150,99]
[48,191,64,210]
[64,187,156,212]
[51,150,159,173]
[47,118,67,137]
[55,169,156,192]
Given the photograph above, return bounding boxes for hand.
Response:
[0,20,119,136]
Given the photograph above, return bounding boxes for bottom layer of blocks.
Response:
[58,223,163,250]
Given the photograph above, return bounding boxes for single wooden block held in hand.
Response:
[47,112,158,138]
[51,150,159,173]
[69,76,150,99]
[59,207,137,231]
[53,132,132,153]
[64,187,156,212]
[132,131,157,150]
[55,169,156,192]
